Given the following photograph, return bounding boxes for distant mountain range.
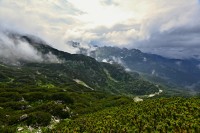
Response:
[0,32,161,96]
[75,44,200,93]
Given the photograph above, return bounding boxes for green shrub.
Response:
[23,92,49,102]
[0,73,9,82]
[7,115,21,125]
[0,92,22,101]
[30,102,70,119]
[26,111,51,127]
[51,93,74,104]
[0,102,28,110]
[0,97,10,103]
[0,126,17,133]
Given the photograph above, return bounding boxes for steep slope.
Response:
[81,46,200,92]
[0,33,163,131]
[0,33,159,95]
[1,33,198,132]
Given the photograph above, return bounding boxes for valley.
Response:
[77,46,200,94]
[1,0,200,132]
[0,33,199,132]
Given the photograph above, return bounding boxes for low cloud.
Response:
[0,31,62,65]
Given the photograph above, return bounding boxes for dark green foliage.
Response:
[23,92,49,102]
[0,126,16,133]
[0,101,28,110]
[26,111,51,127]
[52,97,200,133]
[7,114,21,125]
[51,93,74,104]
[0,97,10,103]
[0,72,9,82]
[0,92,22,101]
[0,53,160,96]
[27,102,70,119]
[102,63,134,81]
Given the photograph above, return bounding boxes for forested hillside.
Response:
[0,34,199,133]
[1,0,200,132]
[51,97,200,133]
[79,46,200,92]
[0,34,162,132]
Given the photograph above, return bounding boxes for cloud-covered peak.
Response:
[0,31,63,65]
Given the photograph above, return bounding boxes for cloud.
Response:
[0,31,62,65]
[0,32,43,64]
[0,0,82,54]
[0,0,200,59]
[100,0,118,6]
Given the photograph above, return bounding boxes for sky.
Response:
[0,0,200,59]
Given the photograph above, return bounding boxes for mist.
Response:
[0,31,62,65]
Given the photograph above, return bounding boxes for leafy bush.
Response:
[0,102,28,110]
[23,92,49,102]
[26,111,51,127]
[0,97,10,103]
[0,126,16,133]
[52,98,200,133]
[0,92,22,101]
[51,93,74,104]
[0,72,9,82]
[27,102,70,119]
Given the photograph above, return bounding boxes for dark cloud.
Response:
[135,24,200,59]
[0,0,200,59]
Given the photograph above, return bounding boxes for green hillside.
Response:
[0,34,199,132]
[51,97,200,133]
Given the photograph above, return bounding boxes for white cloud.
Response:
[0,0,200,59]
[0,31,62,64]
[0,32,42,64]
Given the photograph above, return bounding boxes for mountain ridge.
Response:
[0,32,161,96]
[77,45,200,92]
[0,32,198,132]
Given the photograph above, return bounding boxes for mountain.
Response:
[0,33,161,96]
[78,46,200,92]
[0,32,167,131]
[0,33,199,132]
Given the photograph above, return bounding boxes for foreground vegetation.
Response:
[0,62,199,132]
[51,97,200,133]
[1,88,199,133]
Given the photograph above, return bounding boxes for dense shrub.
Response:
[0,73,8,82]
[52,98,200,133]
[0,97,10,103]
[23,92,49,102]
[7,114,21,125]
[26,111,51,127]
[51,93,74,104]
[0,92,22,101]
[0,102,28,110]
[0,126,16,133]
[30,102,70,119]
